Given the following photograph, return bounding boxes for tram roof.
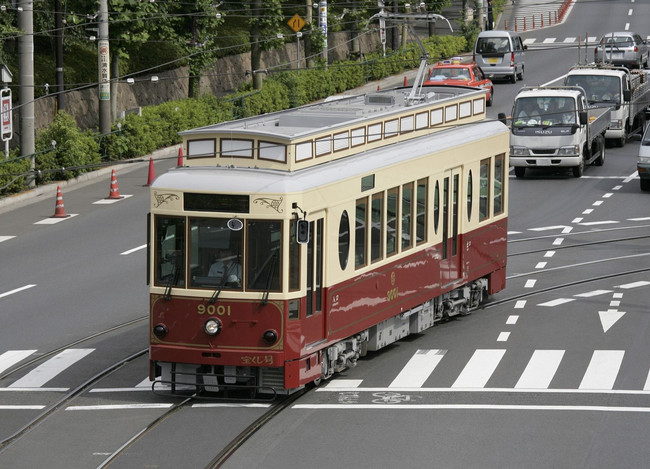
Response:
[156,120,507,195]
[180,86,482,141]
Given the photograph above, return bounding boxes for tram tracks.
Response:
[0,315,148,452]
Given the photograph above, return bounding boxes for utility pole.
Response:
[477,0,484,31]
[54,0,65,111]
[17,0,35,187]
[98,0,111,134]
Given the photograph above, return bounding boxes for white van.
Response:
[474,30,526,83]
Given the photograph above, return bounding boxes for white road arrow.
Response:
[598,309,626,333]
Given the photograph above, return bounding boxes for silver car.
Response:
[594,32,648,68]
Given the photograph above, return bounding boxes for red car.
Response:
[423,59,494,106]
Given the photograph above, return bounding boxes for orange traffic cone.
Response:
[52,186,69,218]
[145,157,155,187]
[177,147,184,167]
[107,169,123,199]
[404,76,408,86]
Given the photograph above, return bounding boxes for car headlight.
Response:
[639,156,650,164]
[204,318,222,336]
[558,145,579,156]
[510,146,530,157]
[609,119,623,130]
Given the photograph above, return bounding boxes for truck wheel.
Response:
[594,136,605,166]
[514,167,526,178]
[641,179,650,191]
[487,88,493,106]
[510,73,517,84]
[517,67,524,81]
[572,159,584,178]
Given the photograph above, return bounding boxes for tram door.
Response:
[303,217,325,345]
[440,168,462,286]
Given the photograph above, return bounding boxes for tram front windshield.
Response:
[153,215,282,292]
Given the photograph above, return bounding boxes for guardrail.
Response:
[504,0,573,32]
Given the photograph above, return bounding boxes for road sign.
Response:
[1,88,12,142]
[288,13,305,33]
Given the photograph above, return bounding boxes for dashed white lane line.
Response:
[0,284,36,299]
[0,236,16,243]
[617,281,650,289]
[544,251,555,258]
[553,238,564,246]
[497,332,510,342]
[120,244,146,256]
[539,298,575,307]
[524,279,537,288]
[507,315,519,324]
[514,301,526,309]
[575,290,612,298]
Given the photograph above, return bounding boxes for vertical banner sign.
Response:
[1,88,11,141]
[319,0,327,58]
[99,39,110,100]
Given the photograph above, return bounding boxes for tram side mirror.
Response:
[296,219,310,244]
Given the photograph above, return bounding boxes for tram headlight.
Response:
[204,318,222,336]
[153,324,168,339]
[263,329,278,345]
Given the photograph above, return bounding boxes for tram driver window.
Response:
[154,216,186,287]
[247,220,282,291]
[188,218,243,289]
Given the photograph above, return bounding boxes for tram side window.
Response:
[402,182,413,251]
[338,211,350,270]
[371,193,383,263]
[247,220,282,291]
[289,221,300,291]
[189,218,243,289]
[433,181,440,234]
[479,158,491,221]
[355,198,368,269]
[416,178,427,244]
[494,154,505,215]
[155,216,186,287]
[386,187,399,256]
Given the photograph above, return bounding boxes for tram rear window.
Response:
[184,193,249,213]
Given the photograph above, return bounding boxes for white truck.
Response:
[565,63,650,147]
[509,86,610,178]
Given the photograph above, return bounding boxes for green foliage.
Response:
[0,154,31,196]
[34,111,101,183]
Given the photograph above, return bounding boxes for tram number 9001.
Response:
[197,304,231,316]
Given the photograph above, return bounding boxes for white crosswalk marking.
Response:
[9,349,94,388]
[452,349,505,388]
[0,350,37,375]
[579,350,625,390]
[389,349,446,388]
[515,350,564,389]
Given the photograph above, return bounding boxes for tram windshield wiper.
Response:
[261,253,278,306]
[208,261,236,305]
[163,259,181,301]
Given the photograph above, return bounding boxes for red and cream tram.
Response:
[148,83,509,395]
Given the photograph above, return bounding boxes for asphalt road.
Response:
[1,1,650,467]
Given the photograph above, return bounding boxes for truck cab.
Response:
[510,86,609,178]
[565,64,650,147]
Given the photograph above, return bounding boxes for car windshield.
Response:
[565,75,620,103]
[429,68,471,81]
[513,97,576,126]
